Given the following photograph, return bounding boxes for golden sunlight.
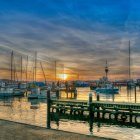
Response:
[58,74,68,80]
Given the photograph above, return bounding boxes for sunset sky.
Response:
[0,0,140,80]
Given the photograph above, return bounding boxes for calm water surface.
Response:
[0,87,140,140]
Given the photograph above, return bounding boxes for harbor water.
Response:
[0,87,140,140]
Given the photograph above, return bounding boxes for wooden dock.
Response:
[46,90,140,133]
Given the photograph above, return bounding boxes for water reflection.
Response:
[0,87,139,139]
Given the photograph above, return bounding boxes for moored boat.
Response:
[95,84,119,94]
[0,87,14,97]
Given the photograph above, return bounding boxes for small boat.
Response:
[28,88,40,99]
[95,84,119,94]
[95,60,119,94]
[0,87,14,97]
[38,92,56,99]
[13,88,25,96]
[90,81,98,90]
[28,88,56,99]
[127,80,135,89]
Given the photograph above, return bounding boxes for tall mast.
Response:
[129,40,131,80]
[63,64,65,81]
[34,52,37,82]
[26,55,28,83]
[21,56,23,81]
[13,60,16,81]
[40,61,47,83]
[11,51,13,81]
[55,61,57,81]
[105,60,109,79]
[77,73,79,80]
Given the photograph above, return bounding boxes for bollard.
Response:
[88,93,93,135]
[47,88,51,129]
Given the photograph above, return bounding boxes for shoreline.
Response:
[0,119,115,140]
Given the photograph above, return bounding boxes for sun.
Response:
[59,74,68,80]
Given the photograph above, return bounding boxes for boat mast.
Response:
[55,60,57,81]
[34,52,37,82]
[129,40,131,80]
[13,59,16,82]
[26,55,28,83]
[40,61,47,83]
[63,64,65,81]
[21,56,23,81]
[11,51,13,82]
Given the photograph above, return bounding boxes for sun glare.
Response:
[59,74,68,80]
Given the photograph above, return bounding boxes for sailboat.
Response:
[13,55,26,96]
[126,40,135,89]
[28,53,56,99]
[0,51,24,97]
[95,60,119,94]
[28,52,39,99]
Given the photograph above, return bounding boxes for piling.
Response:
[135,85,137,103]
[56,87,59,99]
[74,89,77,98]
[96,94,100,118]
[47,88,51,129]
[97,94,100,101]
[89,93,93,135]
[130,109,132,123]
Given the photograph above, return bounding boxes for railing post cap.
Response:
[89,93,92,97]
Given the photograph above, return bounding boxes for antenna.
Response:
[105,60,109,79]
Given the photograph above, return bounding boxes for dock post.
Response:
[130,109,132,123]
[56,87,59,99]
[74,89,77,98]
[135,85,137,103]
[89,93,93,135]
[47,88,51,129]
[119,86,121,91]
[97,94,100,101]
[96,94,100,118]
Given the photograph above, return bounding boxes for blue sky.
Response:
[0,0,140,80]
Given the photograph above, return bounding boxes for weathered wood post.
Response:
[89,93,93,135]
[47,88,51,129]
[135,85,137,103]
[130,109,132,123]
[56,87,59,99]
[96,94,100,118]
[74,89,77,98]
[119,86,121,91]
[97,94,100,101]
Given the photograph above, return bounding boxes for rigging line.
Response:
[0,45,56,64]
